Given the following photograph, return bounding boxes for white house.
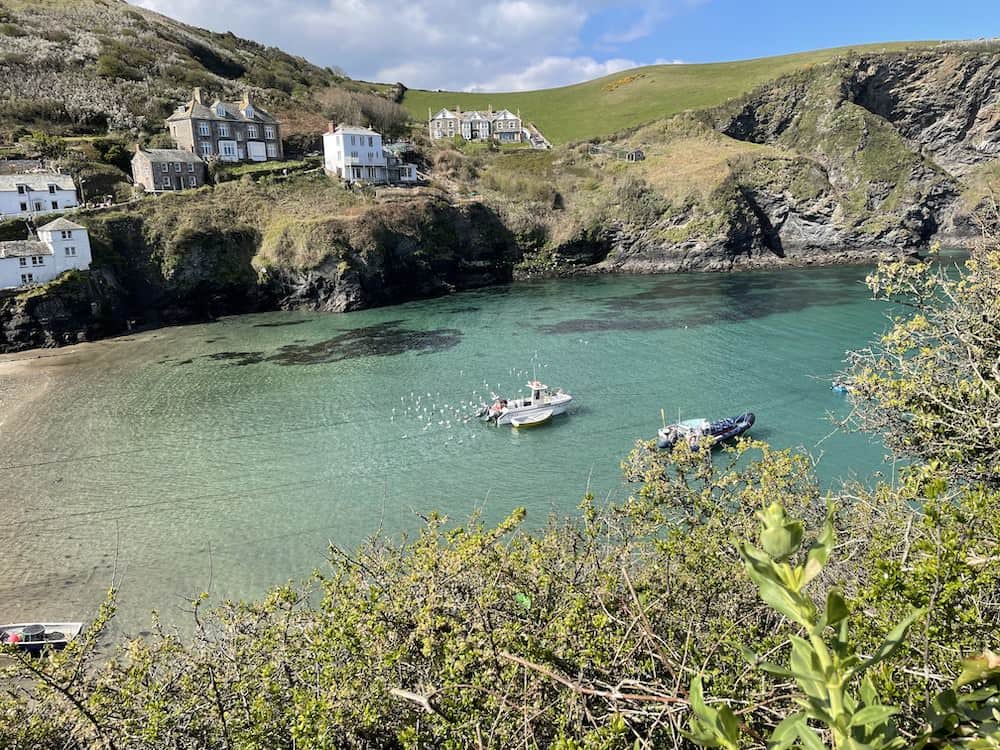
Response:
[322,123,419,185]
[0,217,92,290]
[323,123,388,183]
[0,173,79,221]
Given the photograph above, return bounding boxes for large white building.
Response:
[322,123,416,184]
[0,217,92,289]
[0,172,79,221]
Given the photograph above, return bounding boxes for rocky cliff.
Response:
[2,45,999,352]
[526,45,999,275]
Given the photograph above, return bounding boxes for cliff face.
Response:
[0,196,520,352]
[261,198,519,312]
[550,47,999,274]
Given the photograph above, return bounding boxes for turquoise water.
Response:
[0,266,893,630]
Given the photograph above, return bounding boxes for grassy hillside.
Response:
[402,41,941,144]
[0,0,393,138]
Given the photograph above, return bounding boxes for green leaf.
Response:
[824,589,849,628]
[849,704,899,727]
[797,723,828,750]
[759,503,804,562]
[513,592,532,611]
[854,608,925,677]
[803,514,834,585]
[768,712,806,750]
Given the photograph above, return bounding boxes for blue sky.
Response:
[136,0,998,91]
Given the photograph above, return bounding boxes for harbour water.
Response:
[0,266,895,631]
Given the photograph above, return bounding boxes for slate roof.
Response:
[0,173,76,192]
[431,108,521,123]
[37,217,86,232]
[167,96,277,125]
[0,240,52,259]
[326,124,382,137]
[133,148,205,164]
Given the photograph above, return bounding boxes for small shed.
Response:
[625,149,645,162]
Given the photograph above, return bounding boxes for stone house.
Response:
[428,106,524,143]
[0,172,78,220]
[166,88,283,162]
[0,217,92,289]
[131,146,208,192]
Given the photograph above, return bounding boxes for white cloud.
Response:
[132,0,692,90]
[465,56,640,92]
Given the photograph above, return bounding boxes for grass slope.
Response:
[402,42,941,144]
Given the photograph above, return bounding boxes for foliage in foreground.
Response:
[2,245,999,748]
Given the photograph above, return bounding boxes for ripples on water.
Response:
[0,266,891,630]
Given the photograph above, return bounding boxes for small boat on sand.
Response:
[0,622,83,654]
[477,381,572,427]
[657,412,756,450]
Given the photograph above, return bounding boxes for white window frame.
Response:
[65,246,76,257]
[247,125,258,139]
[198,122,211,137]
[188,175,197,187]
[200,143,213,157]
[217,123,229,137]
[187,162,194,172]
[266,143,278,158]
[19,257,26,267]
[161,163,170,173]
[20,273,33,285]
[264,126,275,139]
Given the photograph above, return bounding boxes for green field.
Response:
[402,42,941,144]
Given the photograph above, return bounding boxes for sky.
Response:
[133,0,999,92]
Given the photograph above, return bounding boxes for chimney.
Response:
[241,91,255,110]
[192,87,207,105]
[327,120,337,134]
[488,104,493,116]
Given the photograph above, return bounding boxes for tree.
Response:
[845,227,1000,486]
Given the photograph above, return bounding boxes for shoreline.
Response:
[1,245,973,357]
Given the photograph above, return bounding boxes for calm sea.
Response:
[0,265,898,631]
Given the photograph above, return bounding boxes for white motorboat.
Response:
[511,408,553,428]
[478,381,572,426]
[0,622,84,653]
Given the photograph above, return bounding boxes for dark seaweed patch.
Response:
[252,319,314,329]
[206,351,267,366]
[267,321,461,365]
[187,321,462,367]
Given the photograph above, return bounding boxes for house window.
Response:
[19,257,26,267]
[65,246,76,256]
[221,142,236,157]
[217,123,229,137]
[187,163,194,172]
[16,185,26,194]
[60,230,71,239]
[198,122,210,136]
[266,143,278,158]
[31,256,44,266]
[264,126,275,139]
[235,129,243,141]
[188,175,197,187]
[174,162,181,172]
[19,202,27,212]
[20,273,33,285]
[162,177,172,189]
[247,125,258,139]
[32,201,42,211]
[350,151,358,158]
[368,136,373,147]
[51,201,58,210]
[200,143,213,157]
[48,184,56,194]
[161,163,170,173]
